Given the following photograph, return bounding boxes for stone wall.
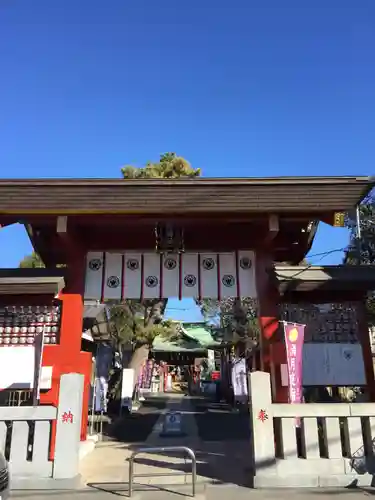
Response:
[0,373,84,482]
[249,371,375,487]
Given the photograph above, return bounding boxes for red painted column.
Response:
[255,251,288,402]
[64,252,92,441]
[41,250,92,457]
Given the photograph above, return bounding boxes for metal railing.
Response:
[128,446,197,497]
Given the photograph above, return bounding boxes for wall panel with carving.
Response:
[279,302,359,343]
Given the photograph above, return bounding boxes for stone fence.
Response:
[0,373,83,484]
[249,371,375,488]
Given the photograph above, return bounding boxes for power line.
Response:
[307,247,346,260]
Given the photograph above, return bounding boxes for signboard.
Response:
[333,212,345,227]
[160,411,184,437]
[0,346,52,390]
[302,343,365,386]
[280,343,366,387]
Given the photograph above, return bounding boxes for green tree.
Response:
[19,252,45,268]
[346,199,375,265]
[109,300,177,389]
[121,152,201,179]
[345,193,375,325]
[197,297,260,353]
[115,153,201,387]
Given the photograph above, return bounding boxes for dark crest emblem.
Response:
[164,258,177,270]
[89,258,102,271]
[222,274,235,287]
[107,276,120,288]
[127,259,139,271]
[343,350,352,361]
[202,258,215,270]
[146,276,158,288]
[184,275,196,287]
[240,257,252,270]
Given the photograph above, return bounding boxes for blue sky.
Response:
[0,1,374,320]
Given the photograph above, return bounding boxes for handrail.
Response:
[128,446,197,497]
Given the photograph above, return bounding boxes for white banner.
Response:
[121,368,134,408]
[231,358,248,402]
[94,376,108,412]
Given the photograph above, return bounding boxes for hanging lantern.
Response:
[155,223,185,254]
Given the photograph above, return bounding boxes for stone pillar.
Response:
[53,373,84,479]
[248,371,276,477]
[255,251,288,402]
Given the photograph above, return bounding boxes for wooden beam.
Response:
[56,216,68,233]
[264,214,279,243]
[55,216,86,259]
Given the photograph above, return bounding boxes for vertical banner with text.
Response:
[283,322,305,404]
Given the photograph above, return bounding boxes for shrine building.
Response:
[0,175,374,444]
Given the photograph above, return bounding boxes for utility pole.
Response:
[356,205,362,265]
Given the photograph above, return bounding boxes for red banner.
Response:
[283,322,305,404]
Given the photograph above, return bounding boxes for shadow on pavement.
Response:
[87,481,198,498]
[100,393,252,488]
[103,397,168,443]
[125,445,253,488]
[191,399,251,441]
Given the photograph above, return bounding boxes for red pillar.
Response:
[255,251,288,402]
[63,252,92,441]
[41,251,92,457]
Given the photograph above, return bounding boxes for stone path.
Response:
[79,393,252,492]
[11,484,375,499]
[20,393,370,499]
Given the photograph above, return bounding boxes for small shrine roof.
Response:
[275,265,375,294]
[0,269,65,295]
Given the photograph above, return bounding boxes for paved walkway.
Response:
[40,393,371,499]
[11,484,375,499]
[79,393,252,492]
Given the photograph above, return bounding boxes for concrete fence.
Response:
[249,371,375,488]
[0,373,84,483]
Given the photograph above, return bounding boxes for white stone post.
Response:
[248,371,276,475]
[53,373,84,479]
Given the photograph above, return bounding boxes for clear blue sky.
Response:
[0,1,374,319]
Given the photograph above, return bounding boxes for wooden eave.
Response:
[0,176,372,214]
[275,265,375,294]
[0,269,65,295]
[20,215,317,266]
[0,176,371,266]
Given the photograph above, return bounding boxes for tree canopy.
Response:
[121,152,201,179]
[197,297,260,352]
[19,252,44,268]
[345,192,375,325]
[345,196,375,266]
[109,300,176,349]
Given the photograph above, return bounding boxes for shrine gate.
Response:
[0,175,374,446]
